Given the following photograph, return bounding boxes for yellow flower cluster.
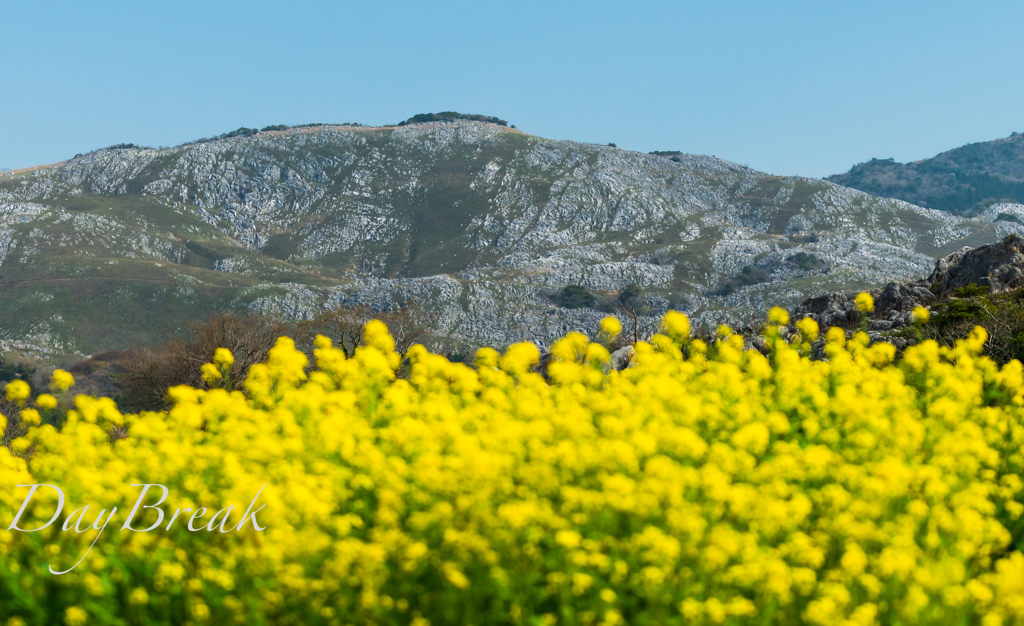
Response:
[51,369,75,392]
[201,347,237,385]
[36,394,59,410]
[855,292,875,314]
[599,316,622,339]
[5,379,30,403]
[2,312,1024,626]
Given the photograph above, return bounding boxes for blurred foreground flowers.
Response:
[2,310,1024,625]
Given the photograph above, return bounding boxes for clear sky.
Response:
[2,1,1022,178]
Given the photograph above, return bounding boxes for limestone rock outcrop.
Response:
[793,234,1024,332]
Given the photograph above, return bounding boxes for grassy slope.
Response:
[0,189,341,356]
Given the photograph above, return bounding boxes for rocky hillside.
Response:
[827,132,1024,214]
[2,120,1022,358]
[794,233,1024,330]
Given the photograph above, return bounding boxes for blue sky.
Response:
[1,1,1022,178]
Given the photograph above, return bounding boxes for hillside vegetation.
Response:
[397,111,510,126]
[828,132,1024,214]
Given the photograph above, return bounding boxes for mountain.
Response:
[2,120,1022,359]
[826,132,1024,214]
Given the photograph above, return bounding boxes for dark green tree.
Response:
[556,285,596,309]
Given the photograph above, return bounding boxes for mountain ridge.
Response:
[826,132,1024,214]
[2,120,1023,359]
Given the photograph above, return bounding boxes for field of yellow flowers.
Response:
[3,304,1024,626]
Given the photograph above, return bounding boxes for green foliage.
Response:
[103,143,148,151]
[786,251,824,271]
[0,355,35,393]
[933,298,987,324]
[715,266,771,295]
[220,127,260,139]
[555,285,596,309]
[650,151,682,162]
[397,112,508,126]
[926,284,993,330]
[917,284,1024,364]
[789,233,819,244]
[954,283,991,299]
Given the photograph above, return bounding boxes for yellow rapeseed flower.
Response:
[5,379,30,403]
[128,588,149,606]
[20,409,41,426]
[768,307,790,325]
[35,393,58,410]
[660,310,691,341]
[474,346,500,368]
[499,342,539,374]
[213,347,235,367]
[51,369,74,391]
[200,363,222,384]
[855,292,874,314]
[0,314,1022,625]
[796,316,819,342]
[913,306,930,322]
[600,316,622,338]
[64,607,87,626]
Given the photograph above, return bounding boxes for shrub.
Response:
[397,112,509,126]
[293,301,435,358]
[221,127,259,139]
[908,283,1024,364]
[785,251,824,271]
[789,233,819,244]
[103,143,145,151]
[555,285,596,309]
[0,355,35,390]
[715,266,771,295]
[113,312,286,412]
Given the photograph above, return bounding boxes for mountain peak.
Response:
[1,122,1020,357]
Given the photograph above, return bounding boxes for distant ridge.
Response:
[827,132,1024,214]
